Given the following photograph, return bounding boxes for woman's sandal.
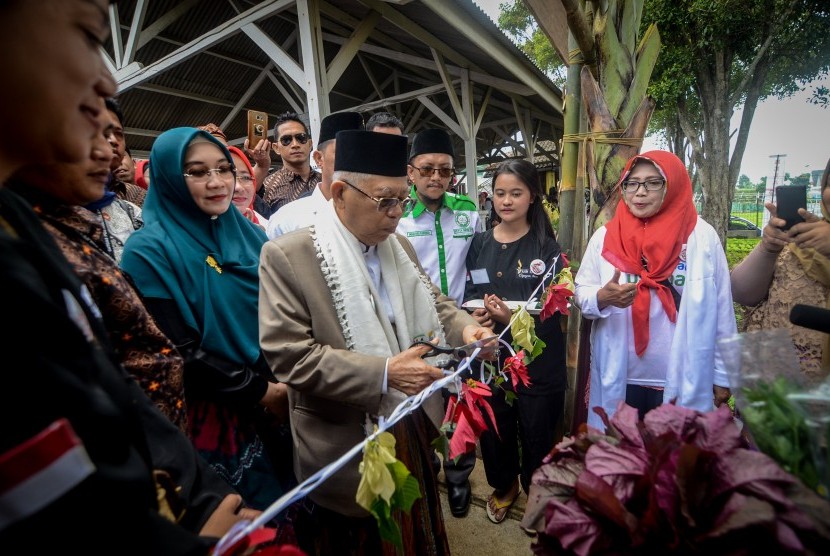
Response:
[485,481,520,524]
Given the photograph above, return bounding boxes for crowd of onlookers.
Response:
[2,1,828,554]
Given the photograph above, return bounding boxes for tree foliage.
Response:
[497,2,566,86]
[643,0,830,242]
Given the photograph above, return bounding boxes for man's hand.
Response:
[387,342,444,395]
[790,208,830,258]
[596,268,637,310]
[244,138,272,169]
[199,494,262,538]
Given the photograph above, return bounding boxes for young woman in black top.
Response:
[465,159,567,524]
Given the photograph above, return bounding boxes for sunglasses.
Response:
[278,133,310,146]
[409,165,454,179]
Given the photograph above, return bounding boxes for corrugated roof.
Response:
[110,0,563,171]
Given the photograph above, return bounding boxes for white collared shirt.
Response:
[265,186,328,239]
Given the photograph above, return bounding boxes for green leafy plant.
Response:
[740,377,820,491]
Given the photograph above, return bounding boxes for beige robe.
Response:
[259,229,476,516]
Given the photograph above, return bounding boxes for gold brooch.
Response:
[206,255,223,274]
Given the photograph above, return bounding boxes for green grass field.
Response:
[731,210,766,227]
[725,237,760,328]
[726,237,760,269]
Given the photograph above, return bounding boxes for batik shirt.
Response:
[23,192,187,430]
[261,165,321,215]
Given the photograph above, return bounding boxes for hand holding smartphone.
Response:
[774,185,807,231]
[247,110,269,149]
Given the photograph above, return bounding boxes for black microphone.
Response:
[789,304,830,334]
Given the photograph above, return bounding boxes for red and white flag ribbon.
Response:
[0,418,95,530]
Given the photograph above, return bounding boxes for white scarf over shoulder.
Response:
[312,201,446,427]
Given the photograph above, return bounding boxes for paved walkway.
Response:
[438,456,536,555]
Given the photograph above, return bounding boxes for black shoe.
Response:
[448,480,472,517]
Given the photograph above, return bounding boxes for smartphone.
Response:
[775,185,807,230]
[247,110,268,148]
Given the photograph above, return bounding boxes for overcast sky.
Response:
[473,0,828,184]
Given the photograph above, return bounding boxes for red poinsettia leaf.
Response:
[443,394,459,425]
[503,350,531,390]
[460,402,488,434]
[476,396,499,439]
[561,252,569,267]
[540,283,572,321]
[574,470,638,534]
[461,379,492,406]
[448,408,479,461]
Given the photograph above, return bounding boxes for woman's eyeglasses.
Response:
[342,180,415,213]
[236,175,254,183]
[278,133,310,146]
[183,165,235,183]
[621,178,665,194]
[409,165,454,179]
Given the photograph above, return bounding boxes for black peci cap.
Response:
[409,128,454,160]
[334,130,407,177]
[318,112,364,144]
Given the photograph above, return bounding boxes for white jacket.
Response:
[575,218,736,429]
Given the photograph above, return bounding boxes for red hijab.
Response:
[134,159,149,190]
[602,150,698,356]
[226,146,258,220]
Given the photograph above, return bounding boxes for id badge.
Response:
[470,268,490,285]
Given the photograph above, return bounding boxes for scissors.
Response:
[410,335,499,369]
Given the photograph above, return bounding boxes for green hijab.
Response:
[121,127,268,365]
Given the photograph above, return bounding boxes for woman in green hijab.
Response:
[122,128,291,515]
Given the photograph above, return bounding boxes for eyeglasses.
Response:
[278,133,310,146]
[409,165,454,179]
[621,178,666,194]
[183,165,235,183]
[342,180,414,213]
[236,175,254,183]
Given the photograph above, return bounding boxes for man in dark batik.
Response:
[259,111,320,216]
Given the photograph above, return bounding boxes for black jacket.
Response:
[0,189,225,554]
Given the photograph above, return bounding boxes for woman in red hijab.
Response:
[228,145,267,228]
[574,150,736,427]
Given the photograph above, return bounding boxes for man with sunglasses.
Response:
[259,111,320,216]
[266,111,363,238]
[396,128,481,518]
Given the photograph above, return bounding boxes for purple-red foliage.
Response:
[522,402,830,555]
